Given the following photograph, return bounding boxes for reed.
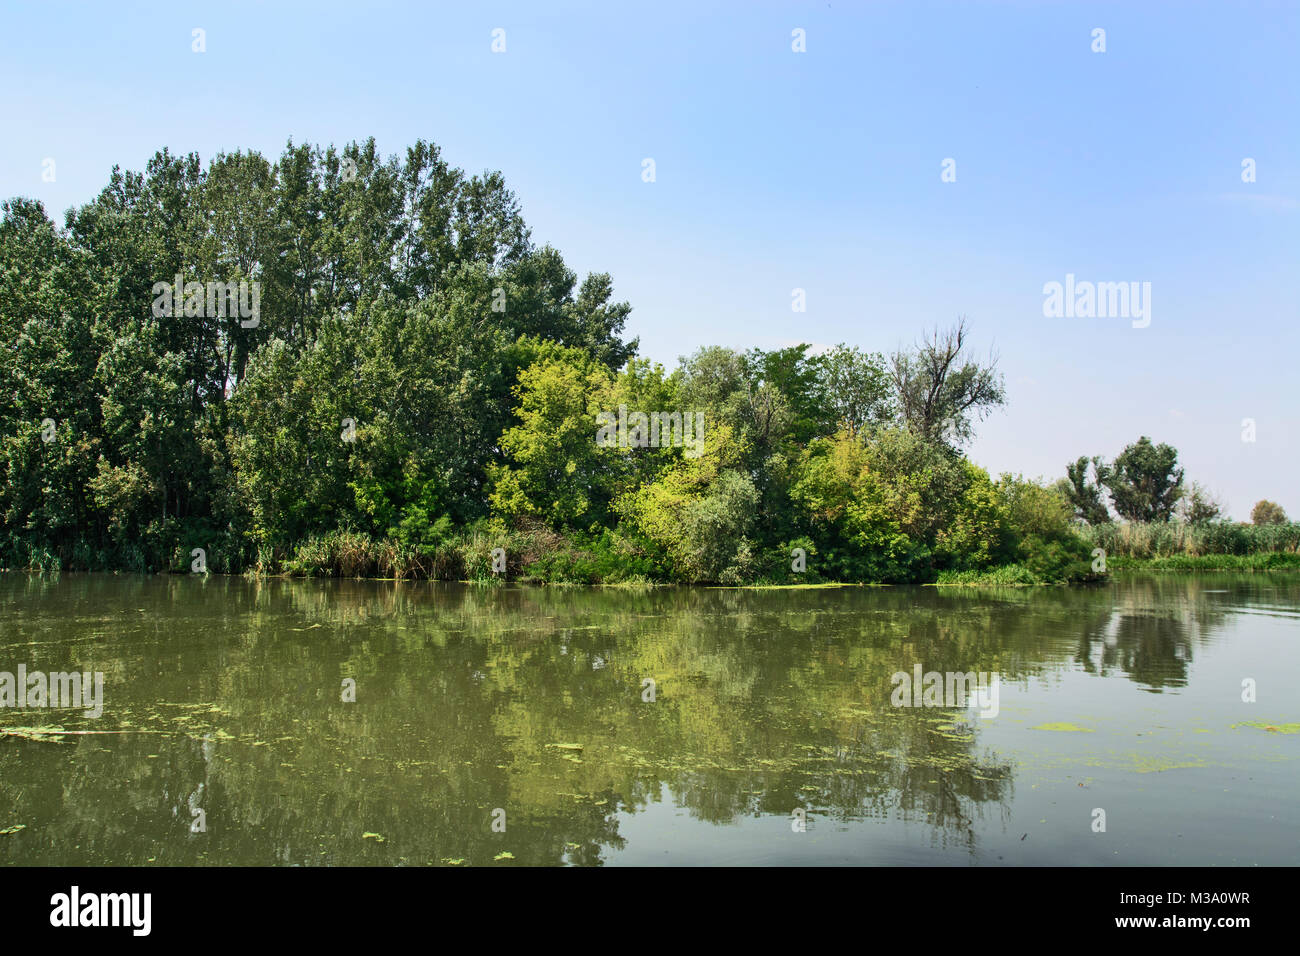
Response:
[1081,522,1300,559]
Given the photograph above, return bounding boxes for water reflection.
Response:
[0,572,1295,865]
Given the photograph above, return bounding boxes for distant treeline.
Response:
[1,139,1293,584]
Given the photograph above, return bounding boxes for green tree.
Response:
[615,423,758,582]
[1106,437,1184,522]
[812,344,893,439]
[995,474,1094,582]
[1177,482,1224,524]
[743,345,823,445]
[788,428,970,581]
[1061,455,1111,525]
[488,342,620,530]
[935,463,1012,570]
[1251,500,1288,525]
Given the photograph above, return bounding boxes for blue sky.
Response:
[3,1,1296,518]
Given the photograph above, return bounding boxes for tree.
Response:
[1177,483,1224,524]
[615,423,757,582]
[487,343,619,530]
[1251,500,1288,525]
[1,137,643,570]
[743,345,822,445]
[676,346,790,465]
[812,344,893,439]
[1061,456,1111,525]
[935,464,1013,570]
[1106,437,1183,522]
[788,427,971,581]
[888,317,1005,445]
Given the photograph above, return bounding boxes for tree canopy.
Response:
[7,138,1276,584]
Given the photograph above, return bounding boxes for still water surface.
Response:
[1,572,1296,866]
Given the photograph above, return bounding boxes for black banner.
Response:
[0,866,1278,942]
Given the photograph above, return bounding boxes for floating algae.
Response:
[1124,754,1210,773]
[1030,722,1095,733]
[1232,721,1300,734]
[929,722,976,742]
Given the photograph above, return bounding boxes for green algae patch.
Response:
[1031,722,1095,733]
[1232,721,1300,734]
[928,724,976,742]
[1124,754,1210,773]
[735,582,867,590]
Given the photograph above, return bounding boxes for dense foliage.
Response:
[1,140,1289,584]
[1251,500,1288,526]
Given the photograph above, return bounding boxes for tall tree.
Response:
[1106,437,1184,522]
[812,344,893,439]
[1061,456,1111,525]
[1250,500,1288,525]
[888,317,1005,445]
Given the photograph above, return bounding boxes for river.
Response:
[1,572,1296,865]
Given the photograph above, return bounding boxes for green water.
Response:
[0,572,1296,866]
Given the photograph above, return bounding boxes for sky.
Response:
[2,0,1296,518]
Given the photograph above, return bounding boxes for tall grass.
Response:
[280,530,465,580]
[934,564,1043,586]
[268,523,666,584]
[1081,521,1300,559]
[1107,552,1300,571]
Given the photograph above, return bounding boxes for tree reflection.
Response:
[1,572,1278,865]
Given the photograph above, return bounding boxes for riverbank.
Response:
[8,521,1298,586]
[13,561,1300,590]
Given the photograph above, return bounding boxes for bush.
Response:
[935,564,1040,586]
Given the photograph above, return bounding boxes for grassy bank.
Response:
[933,564,1062,586]
[1107,552,1300,572]
[11,520,1299,587]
